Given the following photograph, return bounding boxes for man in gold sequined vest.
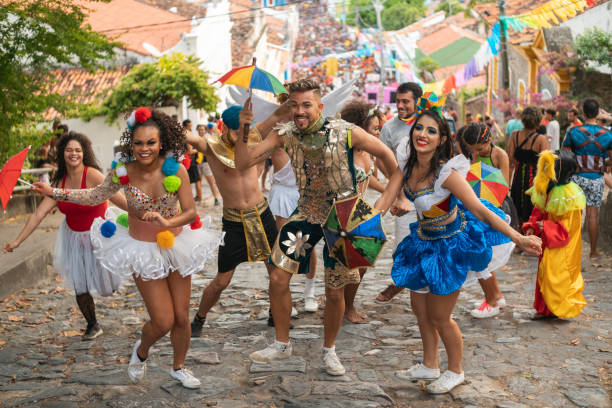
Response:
[235,79,399,376]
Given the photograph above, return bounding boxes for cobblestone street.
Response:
[1,192,611,407]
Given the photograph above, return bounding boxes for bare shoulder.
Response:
[492,145,508,159]
[86,166,105,186]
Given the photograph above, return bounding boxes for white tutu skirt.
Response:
[90,208,224,281]
[54,221,122,296]
[269,183,299,219]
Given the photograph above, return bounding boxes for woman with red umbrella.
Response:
[3,132,127,340]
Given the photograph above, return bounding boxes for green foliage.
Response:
[381,3,422,30]
[435,0,465,15]
[575,27,612,68]
[102,53,220,124]
[0,123,55,167]
[346,0,425,30]
[0,0,118,155]
[417,57,440,74]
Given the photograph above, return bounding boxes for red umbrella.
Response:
[0,146,31,211]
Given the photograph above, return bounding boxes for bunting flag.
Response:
[501,0,594,33]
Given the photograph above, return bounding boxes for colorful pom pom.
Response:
[111,161,117,169]
[156,230,174,249]
[112,174,120,184]
[116,213,129,228]
[196,152,204,164]
[119,175,130,185]
[115,164,127,177]
[114,152,125,163]
[100,220,116,238]
[182,155,192,170]
[134,107,152,123]
[163,175,181,192]
[162,157,179,176]
[190,214,202,229]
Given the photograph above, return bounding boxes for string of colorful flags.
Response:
[285,0,596,94]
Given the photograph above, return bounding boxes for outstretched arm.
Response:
[2,196,57,253]
[33,172,120,206]
[351,126,398,185]
[443,170,542,256]
[185,130,209,154]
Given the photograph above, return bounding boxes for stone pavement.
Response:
[0,190,611,408]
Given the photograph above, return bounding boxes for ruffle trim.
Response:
[391,200,514,295]
[435,155,470,192]
[90,208,224,280]
[526,182,586,216]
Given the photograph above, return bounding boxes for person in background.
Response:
[183,120,202,202]
[35,145,55,184]
[504,109,523,148]
[196,123,221,206]
[562,99,612,259]
[545,109,560,151]
[465,112,474,125]
[507,106,550,225]
[567,108,582,129]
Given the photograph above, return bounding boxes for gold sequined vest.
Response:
[275,116,356,224]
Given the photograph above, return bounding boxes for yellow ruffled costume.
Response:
[523,151,587,318]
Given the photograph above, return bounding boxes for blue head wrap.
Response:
[222,105,242,130]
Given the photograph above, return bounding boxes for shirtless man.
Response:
[185,104,288,336]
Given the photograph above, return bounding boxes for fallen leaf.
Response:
[7,315,23,322]
[117,356,129,364]
[584,279,595,283]
[0,340,6,346]
[61,330,82,337]
[570,338,580,345]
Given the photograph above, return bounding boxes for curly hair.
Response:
[521,106,542,130]
[51,132,101,186]
[119,108,186,160]
[404,110,452,181]
[340,100,384,131]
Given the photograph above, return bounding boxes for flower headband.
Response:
[401,92,446,125]
[126,107,152,131]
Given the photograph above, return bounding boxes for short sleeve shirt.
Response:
[563,124,612,179]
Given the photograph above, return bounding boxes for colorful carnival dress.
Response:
[53,156,223,281]
[391,155,515,295]
[522,179,587,318]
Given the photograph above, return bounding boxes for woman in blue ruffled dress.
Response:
[374,94,542,394]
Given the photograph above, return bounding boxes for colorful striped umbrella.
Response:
[466,161,509,207]
[216,64,287,95]
[323,196,387,269]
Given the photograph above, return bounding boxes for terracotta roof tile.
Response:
[44,66,130,120]
[81,0,192,55]
[135,0,207,18]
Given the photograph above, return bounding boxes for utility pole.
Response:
[373,0,386,85]
[497,0,510,90]
[355,0,359,29]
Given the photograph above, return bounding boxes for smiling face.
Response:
[63,140,83,168]
[412,114,445,154]
[366,116,381,137]
[132,126,161,165]
[396,91,416,120]
[289,90,323,130]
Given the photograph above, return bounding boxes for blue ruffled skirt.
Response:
[391,200,515,295]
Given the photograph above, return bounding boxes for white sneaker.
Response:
[304,297,318,312]
[323,350,346,376]
[291,306,298,317]
[170,367,201,389]
[497,297,506,308]
[250,342,293,363]
[471,300,501,318]
[426,370,465,394]
[127,340,146,383]
[396,363,440,380]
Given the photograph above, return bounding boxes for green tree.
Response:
[102,53,220,124]
[435,0,465,16]
[0,0,118,160]
[575,27,612,68]
[417,57,440,74]
[381,3,422,30]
